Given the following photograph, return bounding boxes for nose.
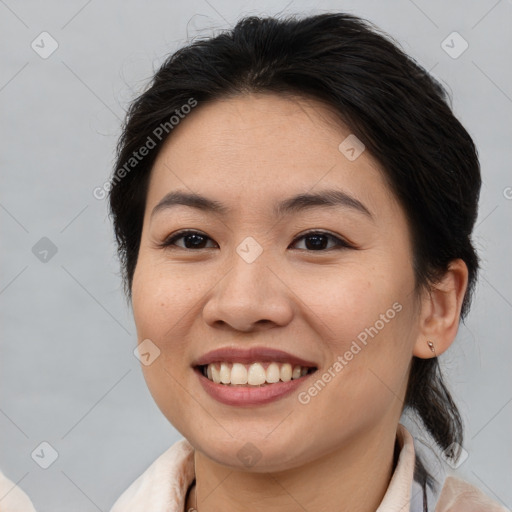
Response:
[201,251,294,333]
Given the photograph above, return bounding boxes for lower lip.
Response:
[194,368,316,406]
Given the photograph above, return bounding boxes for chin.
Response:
[184,425,313,472]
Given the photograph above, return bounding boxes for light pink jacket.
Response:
[0,424,508,511]
[109,424,508,511]
[0,471,37,512]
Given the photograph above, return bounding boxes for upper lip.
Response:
[192,346,318,368]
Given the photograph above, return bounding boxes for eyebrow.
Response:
[150,189,373,220]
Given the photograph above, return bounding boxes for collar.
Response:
[376,423,416,512]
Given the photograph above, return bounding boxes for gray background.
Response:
[1,0,511,510]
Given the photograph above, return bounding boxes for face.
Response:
[131,93,423,471]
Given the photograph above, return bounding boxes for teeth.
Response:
[247,363,266,385]
[220,362,231,384]
[211,364,221,384]
[231,363,248,385]
[266,362,280,383]
[203,362,313,386]
[280,363,292,382]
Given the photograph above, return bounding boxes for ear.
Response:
[413,259,469,359]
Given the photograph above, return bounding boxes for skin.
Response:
[131,93,468,512]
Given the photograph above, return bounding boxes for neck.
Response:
[186,422,399,512]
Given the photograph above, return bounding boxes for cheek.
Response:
[311,264,409,343]
[131,260,198,428]
[131,257,196,339]
[312,263,417,400]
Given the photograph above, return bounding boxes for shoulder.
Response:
[109,438,195,512]
[435,475,509,511]
[0,469,37,512]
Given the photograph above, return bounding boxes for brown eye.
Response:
[290,231,353,251]
[161,230,218,250]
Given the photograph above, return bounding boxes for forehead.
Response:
[146,93,400,220]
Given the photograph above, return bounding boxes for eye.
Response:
[159,229,353,252]
[160,230,218,250]
[289,230,353,251]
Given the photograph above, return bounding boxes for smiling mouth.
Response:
[197,361,318,386]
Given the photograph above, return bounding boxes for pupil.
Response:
[186,234,206,248]
[306,234,327,250]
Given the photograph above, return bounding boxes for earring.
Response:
[427,340,436,356]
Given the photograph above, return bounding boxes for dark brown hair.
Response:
[108,12,481,510]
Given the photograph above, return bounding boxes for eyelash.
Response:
[159,229,354,252]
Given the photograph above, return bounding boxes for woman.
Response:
[105,12,507,512]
